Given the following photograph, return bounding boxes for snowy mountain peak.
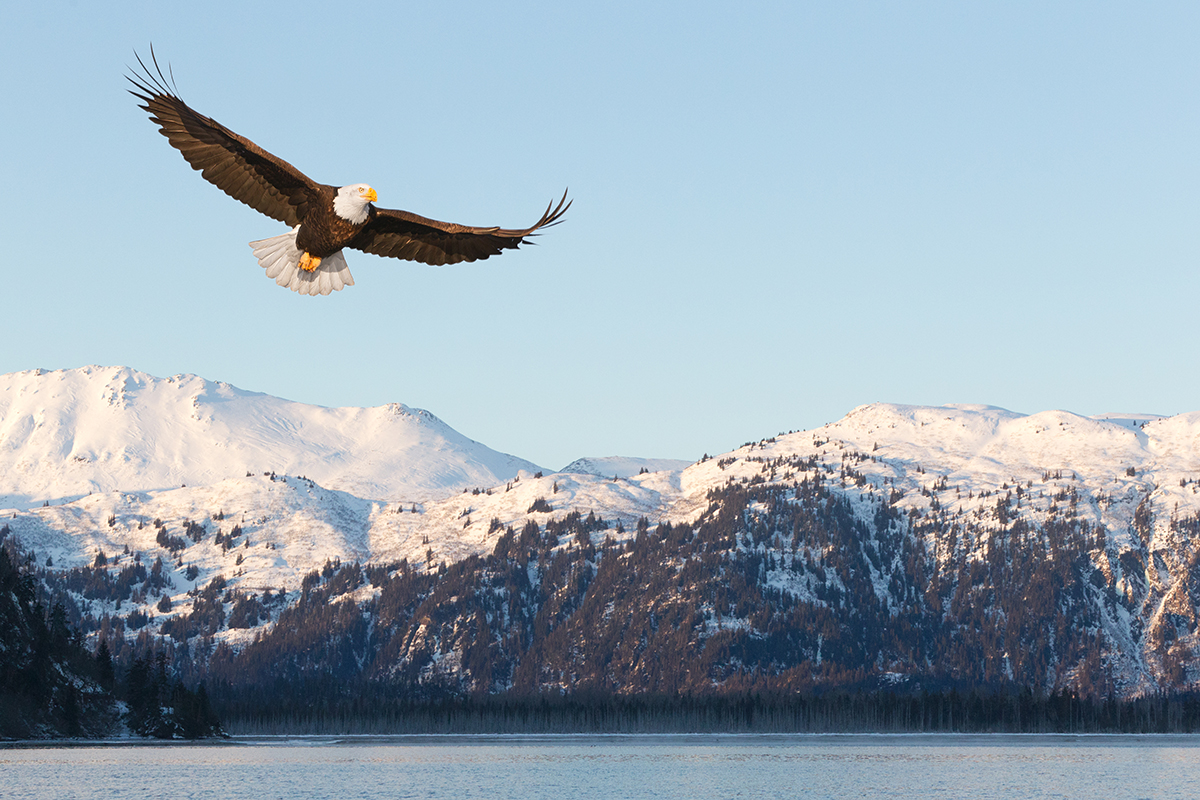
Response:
[559,456,692,479]
[0,366,542,509]
[783,401,1196,483]
[1089,412,1168,431]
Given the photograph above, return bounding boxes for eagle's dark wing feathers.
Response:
[353,191,571,266]
[127,50,322,227]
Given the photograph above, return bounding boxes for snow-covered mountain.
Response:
[559,455,692,478]
[0,366,543,509]
[7,384,1200,598]
[5,368,1200,699]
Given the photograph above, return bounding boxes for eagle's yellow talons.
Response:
[299,252,322,272]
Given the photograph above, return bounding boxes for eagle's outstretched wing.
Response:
[351,190,571,266]
[127,48,323,227]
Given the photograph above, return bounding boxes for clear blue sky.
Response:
[1,2,1196,470]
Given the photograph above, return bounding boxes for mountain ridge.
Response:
[4,366,1200,700]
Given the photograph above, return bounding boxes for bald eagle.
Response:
[128,52,569,296]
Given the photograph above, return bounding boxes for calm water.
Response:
[2,734,1199,799]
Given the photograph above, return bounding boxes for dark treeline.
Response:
[0,541,116,738]
[214,682,1200,735]
[121,651,222,739]
[0,529,222,739]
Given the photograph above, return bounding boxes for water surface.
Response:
[3,734,1198,799]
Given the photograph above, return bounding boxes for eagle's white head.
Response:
[333,183,377,225]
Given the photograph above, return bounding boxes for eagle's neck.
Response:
[333,191,371,225]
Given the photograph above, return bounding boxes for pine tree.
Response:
[95,640,115,692]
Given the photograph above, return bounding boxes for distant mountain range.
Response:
[4,365,1200,704]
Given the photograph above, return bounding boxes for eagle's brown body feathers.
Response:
[127,50,569,294]
[295,185,367,260]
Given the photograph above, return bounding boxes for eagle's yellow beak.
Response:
[365,187,378,203]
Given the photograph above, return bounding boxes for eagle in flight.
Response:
[128,51,569,296]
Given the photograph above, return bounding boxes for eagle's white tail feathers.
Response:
[248,227,355,296]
